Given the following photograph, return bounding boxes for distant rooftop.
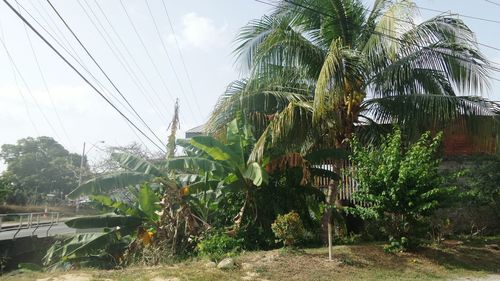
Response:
[185,124,206,138]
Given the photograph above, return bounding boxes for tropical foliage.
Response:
[43,183,162,269]
[18,0,500,272]
[196,232,243,262]
[271,211,306,247]
[348,129,455,251]
[208,0,498,162]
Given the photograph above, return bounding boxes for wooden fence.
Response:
[313,159,360,205]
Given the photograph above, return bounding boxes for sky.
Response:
[1,0,500,169]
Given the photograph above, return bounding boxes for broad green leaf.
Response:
[67,172,153,199]
[138,184,160,220]
[305,148,349,163]
[189,136,239,164]
[309,167,341,181]
[243,162,268,186]
[111,152,161,176]
[166,157,227,176]
[65,214,142,229]
[43,230,128,266]
[187,180,220,194]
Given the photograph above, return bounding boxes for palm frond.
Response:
[362,95,500,136]
[250,101,314,162]
[313,38,365,123]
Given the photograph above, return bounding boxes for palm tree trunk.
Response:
[326,180,338,261]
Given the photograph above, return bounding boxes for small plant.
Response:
[271,211,305,247]
[196,232,243,262]
[384,236,409,253]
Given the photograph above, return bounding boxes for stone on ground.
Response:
[217,257,235,270]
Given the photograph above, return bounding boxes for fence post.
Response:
[28,213,33,229]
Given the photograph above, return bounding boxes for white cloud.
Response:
[166,12,228,51]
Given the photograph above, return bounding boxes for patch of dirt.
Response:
[151,277,180,281]
[36,274,99,281]
[453,275,500,281]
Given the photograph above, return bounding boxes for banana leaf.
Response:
[111,152,162,176]
[243,162,268,186]
[65,214,142,229]
[138,184,160,220]
[67,172,153,199]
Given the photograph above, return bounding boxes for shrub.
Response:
[196,232,243,262]
[271,211,305,247]
[348,129,455,251]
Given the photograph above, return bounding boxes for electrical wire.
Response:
[118,0,175,115]
[160,0,204,118]
[92,0,173,124]
[77,0,170,125]
[45,0,166,147]
[255,0,500,84]
[22,14,74,147]
[485,0,500,7]
[144,0,199,122]
[0,23,40,136]
[2,0,167,153]
[13,0,142,122]
[0,32,61,140]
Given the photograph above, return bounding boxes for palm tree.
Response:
[208,0,498,161]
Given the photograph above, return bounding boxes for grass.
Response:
[2,240,499,281]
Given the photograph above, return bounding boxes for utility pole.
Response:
[76,142,86,212]
[78,142,86,187]
[76,141,104,211]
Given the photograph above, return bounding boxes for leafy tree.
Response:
[0,136,85,204]
[348,129,454,251]
[0,175,13,203]
[207,0,497,178]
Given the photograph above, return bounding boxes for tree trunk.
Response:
[325,179,340,260]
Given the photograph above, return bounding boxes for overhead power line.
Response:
[45,0,166,147]
[77,0,170,125]
[143,0,199,122]
[22,15,74,147]
[0,23,40,136]
[485,0,500,7]
[255,0,500,84]
[415,5,500,25]
[14,0,165,152]
[0,32,61,140]
[14,0,144,122]
[118,0,175,116]
[160,0,204,118]
[2,0,167,153]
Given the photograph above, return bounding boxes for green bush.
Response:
[271,211,305,247]
[196,232,243,262]
[348,129,455,251]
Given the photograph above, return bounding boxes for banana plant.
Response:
[173,118,269,230]
[43,183,161,269]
